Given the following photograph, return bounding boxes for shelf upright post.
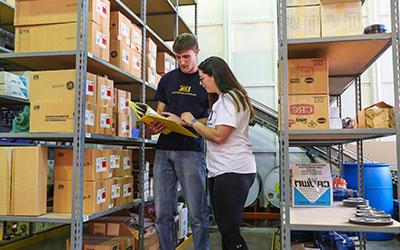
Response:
[195,2,198,36]
[336,95,344,176]
[175,0,179,38]
[277,0,291,249]
[140,0,148,249]
[390,0,400,221]
[355,75,364,197]
[70,0,89,249]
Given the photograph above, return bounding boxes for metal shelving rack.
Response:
[277,0,400,249]
[0,0,197,249]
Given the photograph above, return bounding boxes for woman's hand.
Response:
[181,112,195,126]
[162,112,184,125]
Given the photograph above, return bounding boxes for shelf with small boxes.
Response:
[0,0,14,32]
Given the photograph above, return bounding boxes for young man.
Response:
[150,33,209,250]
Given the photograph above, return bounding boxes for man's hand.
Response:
[162,112,184,125]
[181,112,195,126]
[148,121,166,135]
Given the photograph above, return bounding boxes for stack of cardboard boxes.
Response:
[287,58,330,129]
[14,0,110,61]
[0,147,48,217]
[287,0,363,39]
[29,69,114,135]
[113,88,132,137]
[53,148,133,213]
[146,38,161,85]
[0,71,29,100]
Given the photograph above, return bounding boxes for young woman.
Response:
[181,56,256,250]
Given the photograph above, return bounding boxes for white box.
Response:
[0,72,29,99]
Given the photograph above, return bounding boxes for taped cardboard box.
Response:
[30,101,95,133]
[29,69,97,104]
[110,38,131,73]
[287,6,321,39]
[14,0,110,32]
[286,94,330,129]
[321,0,362,37]
[130,23,142,53]
[97,76,114,107]
[358,101,395,128]
[107,148,123,178]
[121,150,132,176]
[287,58,329,95]
[130,50,142,79]
[54,148,109,181]
[11,147,48,216]
[53,179,109,214]
[0,148,12,215]
[122,176,134,204]
[110,11,131,47]
[97,106,113,135]
[15,21,110,61]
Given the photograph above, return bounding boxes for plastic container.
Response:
[343,162,394,241]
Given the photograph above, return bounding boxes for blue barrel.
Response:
[343,162,394,241]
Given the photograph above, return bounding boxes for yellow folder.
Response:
[129,101,198,138]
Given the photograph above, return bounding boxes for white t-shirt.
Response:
[206,92,257,178]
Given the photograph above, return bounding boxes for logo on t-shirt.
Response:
[172,84,197,96]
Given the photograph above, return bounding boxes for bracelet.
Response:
[190,118,199,126]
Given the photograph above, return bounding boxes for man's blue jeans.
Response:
[154,150,209,250]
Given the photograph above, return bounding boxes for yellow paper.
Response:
[129,101,198,138]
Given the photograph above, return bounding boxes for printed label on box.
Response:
[123,156,131,170]
[111,184,121,199]
[100,113,111,128]
[86,80,94,96]
[97,188,107,205]
[96,157,107,172]
[119,98,129,111]
[96,31,108,49]
[121,121,129,133]
[121,23,129,39]
[85,109,95,126]
[123,183,132,197]
[122,49,129,64]
[134,31,141,44]
[96,0,108,17]
[101,85,112,100]
[110,155,120,169]
[132,56,140,69]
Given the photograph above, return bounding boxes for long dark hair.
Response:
[198,56,255,119]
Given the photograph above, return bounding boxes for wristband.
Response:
[190,118,199,126]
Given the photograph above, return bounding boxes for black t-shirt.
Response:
[154,68,209,151]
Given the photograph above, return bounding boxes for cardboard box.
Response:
[110,11,131,47]
[54,179,109,214]
[0,71,29,100]
[321,1,362,37]
[86,102,97,134]
[122,176,134,204]
[96,106,113,135]
[146,37,157,59]
[146,53,157,70]
[30,101,94,133]
[358,101,395,128]
[14,0,110,31]
[288,58,328,95]
[287,0,320,6]
[131,50,142,79]
[67,236,133,250]
[287,6,321,39]
[54,148,109,181]
[146,67,157,85]
[97,76,114,107]
[109,178,123,208]
[110,38,131,73]
[29,70,97,103]
[116,89,131,114]
[108,148,123,178]
[117,113,132,138]
[15,21,110,61]
[0,148,12,215]
[121,150,132,176]
[156,52,175,75]
[288,94,329,129]
[130,23,142,53]
[112,112,118,136]
[11,147,48,216]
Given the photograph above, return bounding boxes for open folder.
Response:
[129,101,198,138]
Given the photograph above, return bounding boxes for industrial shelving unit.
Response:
[277,0,400,249]
[0,0,197,249]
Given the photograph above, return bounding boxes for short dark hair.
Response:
[173,33,199,53]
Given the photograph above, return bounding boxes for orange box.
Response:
[288,58,329,95]
[121,176,134,204]
[130,49,142,79]
[121,149,132,176]
[96,106,113,135]
[110,11,131,47]
[97,76,114,107]
[116,89,131,114]
[130,23,142,53]
[54,148,109,181]
[110,38,131,73]
[53,179,109,214]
